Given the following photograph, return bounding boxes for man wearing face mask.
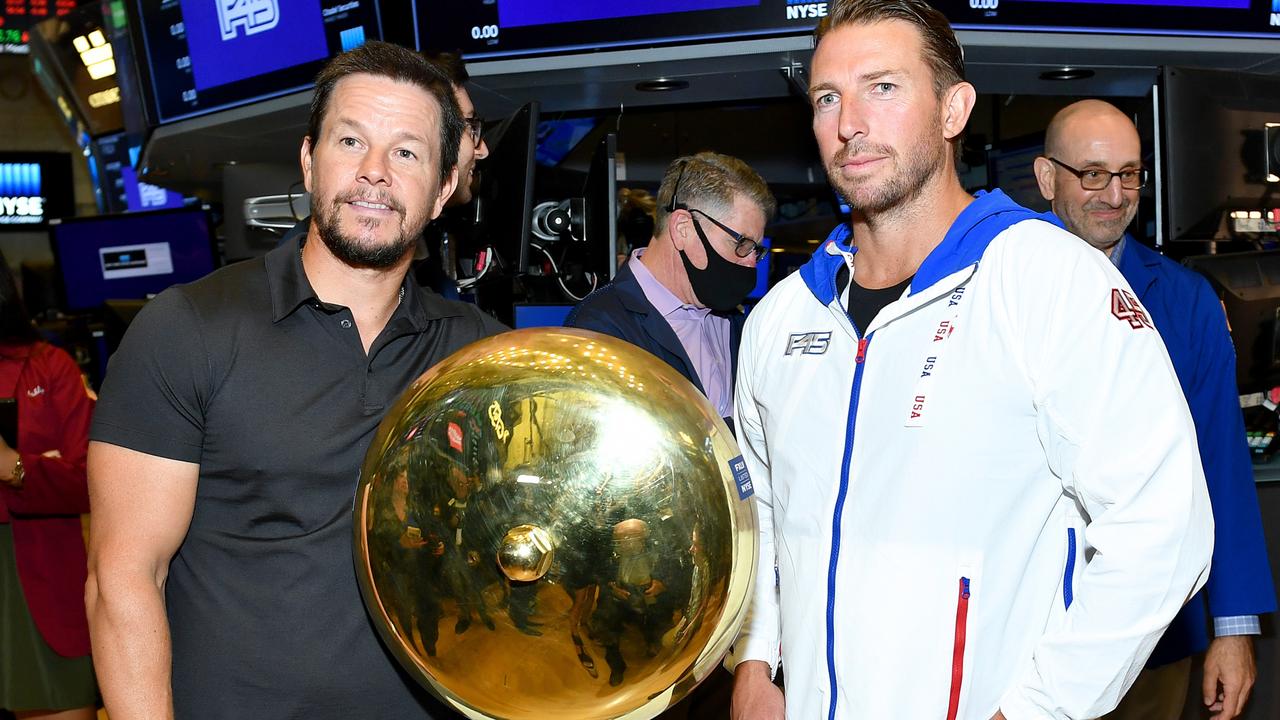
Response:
[565,152,774,432]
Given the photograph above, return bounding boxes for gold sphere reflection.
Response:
[498,524,555,582]
[353,327,758,720]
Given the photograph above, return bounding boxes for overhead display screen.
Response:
[0,152,75,230]
[947,0,1274,37]
[1,0,78,54]
[132,0,381,124]
[417,0,1280,60]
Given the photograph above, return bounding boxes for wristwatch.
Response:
[8,456,22,489]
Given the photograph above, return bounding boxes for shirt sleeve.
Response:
[728,311,781,677]
[1214,615,1261,637]
[996,227,1214,720]
[90,288,211,463]
[0,345,93,516]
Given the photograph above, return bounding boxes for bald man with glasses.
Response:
[1035,99,1275,720]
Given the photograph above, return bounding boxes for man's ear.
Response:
[941,82,977,142]
[300,137,314,194]
[667,209,691,251]
[431,166,459,220]
[1032,156,1056,203]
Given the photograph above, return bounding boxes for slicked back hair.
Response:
[815,0,965,99]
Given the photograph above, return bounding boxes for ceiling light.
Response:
[1039,68,1095,81]
[635,78,689,92]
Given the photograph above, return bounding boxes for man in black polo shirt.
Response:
[84,41,505,719]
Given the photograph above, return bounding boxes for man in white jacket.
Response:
[728,1,1214,719]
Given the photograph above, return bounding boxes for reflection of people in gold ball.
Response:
[592,518,674,687]
[436,416,496,635]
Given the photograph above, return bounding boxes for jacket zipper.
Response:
[821,265,975,719]
[1064,528,1077,610]
[946,577,972,720]
[825,332,872,720]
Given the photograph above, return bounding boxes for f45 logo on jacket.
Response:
[1111,288,1153,330]
[785,331,832,355]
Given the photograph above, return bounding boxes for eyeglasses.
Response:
[463,116,485,145]
[682,207,767,262]
[1048,157,1148,191]
[665,161,766,261]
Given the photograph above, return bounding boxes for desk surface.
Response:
[1254,463,1280,484]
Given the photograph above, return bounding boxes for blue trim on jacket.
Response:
[1042,215,1278,666]
[563,259,745,431]
[808,190,1039,718]
[800,190,1037,303]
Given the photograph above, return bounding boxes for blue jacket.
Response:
[564,260,745,428]
[1049,218,1277,666]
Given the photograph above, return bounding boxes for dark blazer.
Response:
[565,261,746,428]
[1115,236,1277,666]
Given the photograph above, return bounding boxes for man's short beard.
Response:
[312,193,421,270]
[830,126,948,217]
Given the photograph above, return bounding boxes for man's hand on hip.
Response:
[1203,635,1256,720]
[731,660,784,720]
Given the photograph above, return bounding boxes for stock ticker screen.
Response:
[1,0,78,54]
[418,0,1280,60]
[133,0,381,123]
[128,0,1280,125]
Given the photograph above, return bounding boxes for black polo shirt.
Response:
[91,238,506,719]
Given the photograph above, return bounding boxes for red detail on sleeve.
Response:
[1110,288,1153,330]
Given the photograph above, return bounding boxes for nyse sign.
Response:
[785,1,828,20]
[0,162,44,225]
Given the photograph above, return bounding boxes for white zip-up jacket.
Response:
[733,191,1214,720]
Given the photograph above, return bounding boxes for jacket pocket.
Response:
[946,576,972,720]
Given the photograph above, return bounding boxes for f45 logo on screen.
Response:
[218,0,280,42]
[1111,288,1153,330]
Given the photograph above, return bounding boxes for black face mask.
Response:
[679,218,757,312]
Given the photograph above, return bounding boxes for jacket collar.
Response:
[1115,233,1158,298]
[801,190,1035,305]
[612,260,706,395]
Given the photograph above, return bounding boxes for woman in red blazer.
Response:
[0,251,96,720]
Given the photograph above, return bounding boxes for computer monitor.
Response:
[1161,66,1280,242]
[581,133,619,281]
[50,205,218,312]
[477,102,539,274]
[1183,250,1280,393]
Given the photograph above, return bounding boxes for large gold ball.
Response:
[353,328,758,720]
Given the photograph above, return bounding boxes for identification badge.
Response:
[728,455,753,500]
